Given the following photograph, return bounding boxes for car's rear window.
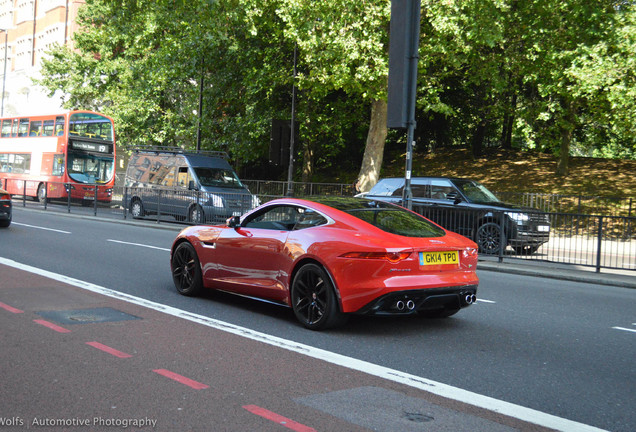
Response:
[313,198,445,238]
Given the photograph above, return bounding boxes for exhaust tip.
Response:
[396,300,405,311]
[406,300,415,310]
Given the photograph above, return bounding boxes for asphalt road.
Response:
[1,207,635,432]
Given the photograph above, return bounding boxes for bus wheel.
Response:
[36,183,47,203]
[189,205,204,224]
[130,199,145,219]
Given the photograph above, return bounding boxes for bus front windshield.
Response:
[67,153,115,184]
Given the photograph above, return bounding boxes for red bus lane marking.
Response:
[243,405,317,432]
[0,302,23,314]
[33,319,71,333]
[86,341,132,358]
[152,369,209,390]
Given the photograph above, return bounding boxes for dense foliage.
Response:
[36,0,635,185]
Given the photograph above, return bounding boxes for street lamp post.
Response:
[1,29,7,118]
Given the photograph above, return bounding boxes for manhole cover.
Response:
[36,307,140,325]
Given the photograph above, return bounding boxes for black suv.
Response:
[364,177,550,254]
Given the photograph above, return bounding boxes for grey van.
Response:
[125,149,259,224]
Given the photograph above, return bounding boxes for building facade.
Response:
[0,0,85,117]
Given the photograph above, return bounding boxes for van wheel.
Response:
[130,199,145,219]
[189,205,204,224]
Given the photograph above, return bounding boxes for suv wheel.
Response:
[476,222,505,254]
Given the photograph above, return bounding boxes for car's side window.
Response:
[430,180,456,200]
[243,205,300,230]
[293,209,327,230]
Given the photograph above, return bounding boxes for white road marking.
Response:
[612,326,636,334]
[12,222,71,234]
[0,257,608,432]
[107,239,171,252]
[476,298,496,304]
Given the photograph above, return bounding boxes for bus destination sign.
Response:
[71,141,110,153]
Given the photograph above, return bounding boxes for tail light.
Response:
[0,193,10,201]
[340,251,412,263]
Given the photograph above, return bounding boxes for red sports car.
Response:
[170,197,479,330]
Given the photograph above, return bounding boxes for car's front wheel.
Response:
[171,242,203,296]
[130,199,145,219]
[291,263,347,330]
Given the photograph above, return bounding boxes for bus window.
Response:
[1,119,11,137]
[29,121,43,137]
[0,153,31,173]
[55,116,65,136]
[42,119,54,136]
[18,119,29,137]
[53,154,64,176]
[11,119,18,137]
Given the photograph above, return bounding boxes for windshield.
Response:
[453,179,500,203]
[69,113,114,141]
[67,153,115,184]
[194,167,244,189]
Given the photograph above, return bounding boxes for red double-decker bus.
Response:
[0,110,116,203]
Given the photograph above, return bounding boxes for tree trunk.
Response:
[471,120,486,157]
[501,92,517,150]
[301,143,314,183]
[357,99,388,193]
[556,99,575,176]
[556,127,571,176]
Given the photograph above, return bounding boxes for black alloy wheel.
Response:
[291,263,347,330]
[476,222,505,254]
[171,242,203,296]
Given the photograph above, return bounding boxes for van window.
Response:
[177,167,192,188]
[193,167,244,189]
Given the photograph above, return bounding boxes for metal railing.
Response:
[4,178,634,273]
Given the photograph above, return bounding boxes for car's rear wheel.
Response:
[476,222,505,254]
[291,263,347,330]
[171,242,203,296]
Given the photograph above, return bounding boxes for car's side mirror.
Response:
[188,180,198,191]
[446,191,462,204]
[227,216,241,228]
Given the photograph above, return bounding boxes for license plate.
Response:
[419,251,459,266]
